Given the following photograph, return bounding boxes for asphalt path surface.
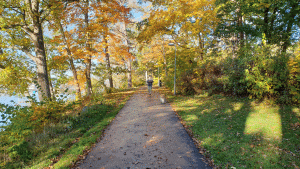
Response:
[75,87,211,169]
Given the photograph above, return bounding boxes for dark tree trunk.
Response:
[162,43,168,77]
[263,7,270,43]
[237,7,244,48]
[282,3,297,53]
[0,48,4,69]
[269,7,278,44]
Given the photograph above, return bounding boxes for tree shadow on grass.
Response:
[278,105,300,168]
[173,94,300,168]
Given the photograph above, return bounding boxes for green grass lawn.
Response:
[170,92,300,168]
[1,89,135,169]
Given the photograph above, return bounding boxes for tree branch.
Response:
[9,45,37,62]
[0,48,5,69]
[21,25,35,41]
[9,7,25,15]
[22,47,37,62]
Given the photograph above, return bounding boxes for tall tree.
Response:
[83,0,93,95]
[104,35,114,88]
[92,0,130,89]
[138,0,219,60]
[0,0,57,101]
[49,5,82,99]
[216,0,300,52]
[115,0,134,88]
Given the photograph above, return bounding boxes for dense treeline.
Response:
[138,0,300,103]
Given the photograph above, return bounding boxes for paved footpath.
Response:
[75,87,211,169]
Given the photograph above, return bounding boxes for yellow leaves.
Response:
[140,0,219,44]
[0,52,32,95]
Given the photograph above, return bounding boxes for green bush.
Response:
[7,141,32,162]
[288,50,300,103]
[0,105,34,144]
[178,70,197,95]
[192,43,299,103]
[244,46,276,99]
[223,57,248,96]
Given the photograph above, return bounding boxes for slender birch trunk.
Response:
[84,0,93,95]
[57,18,81,99]
[104,36,114,88]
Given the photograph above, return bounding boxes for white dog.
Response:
[160,94,167,104]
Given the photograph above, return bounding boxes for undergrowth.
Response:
[0,88,135,169]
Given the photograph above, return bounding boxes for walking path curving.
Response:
[74,87,211,169]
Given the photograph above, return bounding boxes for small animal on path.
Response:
[160,94,167,104]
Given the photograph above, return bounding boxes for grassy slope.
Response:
[170,92,300,168]
[2,88,135,169]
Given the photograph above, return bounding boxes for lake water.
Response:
[0,94,38,128]
[0,93,75,128]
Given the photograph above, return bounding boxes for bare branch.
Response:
[0,23,23,29]
[9,7,25,15]
[40,10,51,23]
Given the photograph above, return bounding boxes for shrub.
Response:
[7,141,32,162]
[0,105,34,144]
[244,46,276,99]
[288,49,300,103]
[223,57,248,96]
[194,43,296,103]
[178,70,197,95]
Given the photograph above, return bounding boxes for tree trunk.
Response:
[49,77,55,100]
[105,37,113,88]
[269,7,278,44]
[116,0,132,88]
[34,30,51,101]
[0,48,4,69]
[282,3,297,53]
[30,0,51,101]
[263,7,270,44]
[198,33,204,60]
[84,0,93,95]
[237,8,244,48]
[123,26,132,88]
[69,59,81,99]
[127,58,132,88]
[162,41,168,77]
